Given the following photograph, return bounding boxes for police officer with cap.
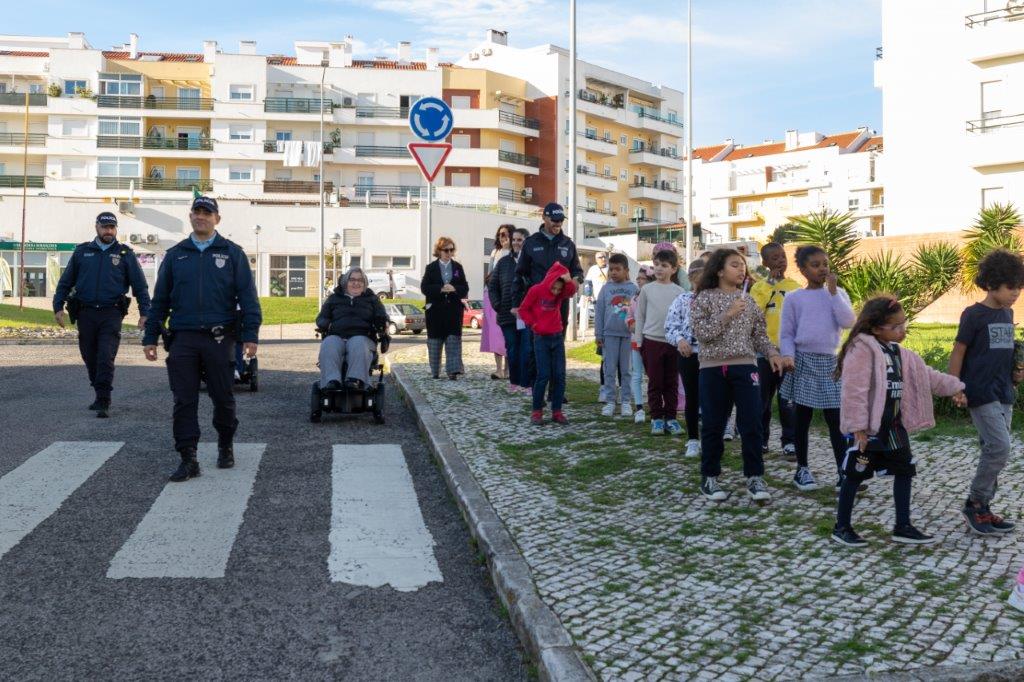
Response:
[53,211,151,418]
[515,202,584,326]
[143,196,262,482]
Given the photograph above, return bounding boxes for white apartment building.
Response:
[461,30,688,258]
[878,0,1024,235]
[692,128,884,245]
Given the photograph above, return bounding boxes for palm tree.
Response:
[790,209,861,282]
[960,203,1023,292]
[842,242,960,321]
[768,222,796,245]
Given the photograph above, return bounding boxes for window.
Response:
[349,255,362,268]
[603,165,612,177]
[229,125,253,141]
[98,73,142,96]
[604,200,611,211]
[62,119,88,136]
[620,169,628,181]
[269,254,319,297]
[603,130,611,141]
[848,197,860,210]
[0,162,7,175]
[176,167,201,181]
[98,117,141,136]
[0,84,5,94]
[452,134,472,149]
[620,202,628,215]
[342,229,362,247]
[356,172,375,187]
[585,127,597,139]
[63,80,87,96]
[229,84,254,101]
[97,156,140,177]
[371,255,413,269]
[275,131,292,141]
[451,95,472,109]
[667,109,678,122]
[229,167,253,181]
[29,84,44,94]
[981,80,1003,121]
[61,159,87,179]
[632,137,645,151]
[982,186,1006,208]
[450,172,471,187]
[619,134,627,145]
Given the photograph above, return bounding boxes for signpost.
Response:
[408,98,454,261]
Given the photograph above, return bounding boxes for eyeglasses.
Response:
[441,247,455,253]
[348,278,366,284]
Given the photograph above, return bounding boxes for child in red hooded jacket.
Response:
[518,261,577,425]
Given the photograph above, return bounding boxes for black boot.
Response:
[217,444,234,469]
[169,447,200,482]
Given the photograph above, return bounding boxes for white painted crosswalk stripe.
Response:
[329,444,442,592]
[0,441,124,560]
[107,443,265,579]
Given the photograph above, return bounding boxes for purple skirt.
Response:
[479,295,506,355]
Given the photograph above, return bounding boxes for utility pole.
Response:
[18,91,29,308]
[318,64,327,308]
[685,0,694,265]
[568,0,579,340]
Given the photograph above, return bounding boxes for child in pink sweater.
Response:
[832,297,966,548]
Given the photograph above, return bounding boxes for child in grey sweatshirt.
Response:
[595,253,639,416]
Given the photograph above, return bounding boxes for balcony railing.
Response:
[97,135,214,151]
[354,145,411,158]
[0,93,47,106]
[356,106,409,119]
[578,89,624,109]
[637,109,684,128]
[578,131,617,144]
[355,184,424,198]
[579,206,616,216]
[262,140,338,153]
[0,175,45,188]
[97,177,214,191]
[263,180,334,194]
[264,98,332,114]
[0,132,47,146]
[966,7,1024,27]
[967,112,1024,133]
[97,95,215,111]
[498,110,540,130]
[630,181,684,195]
[630,145,680,159]
[576,165,616,180]
[875,46,883,59]
[499,150,540,167]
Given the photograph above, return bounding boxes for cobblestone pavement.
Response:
[394,344,1024,681]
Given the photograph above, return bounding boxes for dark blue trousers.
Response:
[699,364,764,478]
[76,306,123,401]
[166,330,238,452]
[532,333,566,411]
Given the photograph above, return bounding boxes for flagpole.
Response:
[319,64,326,309]
[685,0,694,265]
[18,91,29,309]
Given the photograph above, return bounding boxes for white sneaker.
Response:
[684,439,701,458]
[1010,577,1024,613]
[634,408,646,424]
[601,402,616,418]
[723,416,737,441]
[620,403,633,417]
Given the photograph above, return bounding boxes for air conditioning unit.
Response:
[521,187,533,200]
[481,48,492,56]
[342,97,354,106]
[468,52,479,60]
[118,200,135,216]
[146,234,158,244]
[129,234,142,244]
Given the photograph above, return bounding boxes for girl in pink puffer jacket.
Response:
[831,297,966,548]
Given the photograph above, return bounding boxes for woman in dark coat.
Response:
[315,267,388,389]
[421,236,469,379]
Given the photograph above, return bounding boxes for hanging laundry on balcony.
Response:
[302,140,321,167]
[282,140,303,167]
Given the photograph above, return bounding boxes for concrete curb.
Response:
[392,365,595,682]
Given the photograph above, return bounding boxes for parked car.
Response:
[462,299,484,329]
[366,270,407,300]
[384,303,425,335]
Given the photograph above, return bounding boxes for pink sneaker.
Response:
[1010,566,1024,613]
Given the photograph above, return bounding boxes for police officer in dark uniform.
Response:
[52,211,151,418]
[515,202,584,328]
[142,196,261,482]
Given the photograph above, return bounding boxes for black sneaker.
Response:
[700,476,729,502]
[94,398,110,418]
[217,445,234,469]
[892,524,937,545]
[983,504,1016,534]
[962,502,997,536]
[831,525,867,548]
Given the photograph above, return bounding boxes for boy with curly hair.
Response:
[949,248,1024,535]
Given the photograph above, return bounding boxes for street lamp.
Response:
[253,224,262,296]
[330,232,341,286]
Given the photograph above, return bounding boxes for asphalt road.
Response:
[0,335,527,681]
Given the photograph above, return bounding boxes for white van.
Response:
[365,271,407,300]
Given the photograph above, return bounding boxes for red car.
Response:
[462,299,484,328]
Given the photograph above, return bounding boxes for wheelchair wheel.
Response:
[309,381,322,423]
[248,357,259,392]
[372,382,386,424]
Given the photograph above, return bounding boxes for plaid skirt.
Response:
[780,351,842,409]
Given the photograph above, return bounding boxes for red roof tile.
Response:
[716,129,876,162]
[691,144,727,161]
[267,55,451,69]
[102,51,205,62]
[859,135,883,152]
[0,51,49,57]
[723,142,786,161]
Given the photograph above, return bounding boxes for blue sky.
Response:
[11,0,881,146]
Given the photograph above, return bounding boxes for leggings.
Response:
[677,353,700,439]
[795,404,846,472]
[630,348,645,408]
[838,474,911,529]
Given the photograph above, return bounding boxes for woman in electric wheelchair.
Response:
[311,267,391,423]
